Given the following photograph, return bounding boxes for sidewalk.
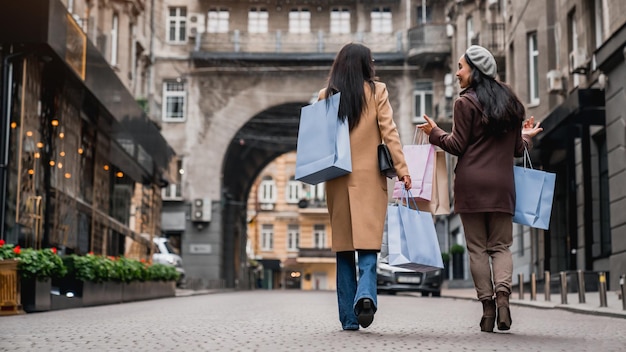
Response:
[440,286,626,319]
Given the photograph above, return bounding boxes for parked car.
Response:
[153,237,186,287]
[376,260,443,297]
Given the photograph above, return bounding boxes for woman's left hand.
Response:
[400,175,412,190]
[523,116,543,137]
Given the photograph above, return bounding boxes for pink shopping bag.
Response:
[392,129,435,201]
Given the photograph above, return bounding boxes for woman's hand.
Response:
[400,175,412,190]
[523,116,543,137]
[417,114,437,136]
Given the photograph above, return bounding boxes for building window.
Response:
[466,16,475,47]
[286,176,301,204]
[259,176,276,204]
[371,7,392,34]
[568,10,579,87]
[162,159,183,200]
[162,81,186,122]
[593,0,604,49]
[413,81,433,124]
[261,224,274,251]
[287,224,300,251]
[168,7,187,43]
[416,4,432,25]
[528,32,539,105]
[289,8,310,34]
[207,8,229,33]
[249,7,268,34]
[313,224,326,249]
[330,8,350,34]
[110,14,119,66]
[305,183,325,202]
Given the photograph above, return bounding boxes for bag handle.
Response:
[413,126,429,145]
[523,146,533,169]
[401,188,420,212]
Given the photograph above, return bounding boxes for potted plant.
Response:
[0,240,22,315]
[441,252,450,280]
[450,244,466,280]
[18,247,66,312]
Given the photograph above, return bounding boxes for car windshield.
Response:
[163,240,177,254]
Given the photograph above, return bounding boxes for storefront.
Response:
[0,0,174,257]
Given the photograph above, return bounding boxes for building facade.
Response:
[0,0,174,259]
[154,0,451,289]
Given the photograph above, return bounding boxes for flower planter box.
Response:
[20,277,51,312]
[122,281,175,302]
[82,281,123,307]
[0,260,24,315]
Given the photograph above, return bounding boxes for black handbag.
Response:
[378,143,397,178]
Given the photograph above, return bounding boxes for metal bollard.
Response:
[577,270,586,304]
[530,272,537,301]
[518,273,524,300]
[619,274,626,310]
[598,272,608,308]
[545,271,551,302]
[560,271,568,304]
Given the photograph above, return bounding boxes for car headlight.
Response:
[377,268,393,277]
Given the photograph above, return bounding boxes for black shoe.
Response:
[357,298,375,328]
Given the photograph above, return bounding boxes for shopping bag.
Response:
[295,93,351,185]
[387,190,444,272]
[512,149,556,230]
[415,149,450,215]
[392,129,435,201]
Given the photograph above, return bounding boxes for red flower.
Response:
[0,239,5,246]
[51,247,57,254]
[140,258,146,263]
[13,245,21,254]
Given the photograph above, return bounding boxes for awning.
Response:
[258,259,282,271]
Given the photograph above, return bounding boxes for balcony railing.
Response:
[481,23,505,55]
[194,30,403,55]
[406,24,451,67]
[298,247,334,258]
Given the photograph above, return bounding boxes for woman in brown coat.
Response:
[320,43,411,330]
[419,45,542,333]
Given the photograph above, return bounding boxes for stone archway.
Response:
[221,102,307,288]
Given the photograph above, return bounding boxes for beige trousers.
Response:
[459,212,513,301]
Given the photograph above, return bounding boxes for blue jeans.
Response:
[336,250,378,330]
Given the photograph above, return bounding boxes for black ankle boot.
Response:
[356,298,375,328]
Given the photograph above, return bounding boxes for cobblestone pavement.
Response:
[1,290,626,352]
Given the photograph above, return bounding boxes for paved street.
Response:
[1,290,626,352]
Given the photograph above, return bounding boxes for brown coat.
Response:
[320,82,409,252]
[429,89,531,214]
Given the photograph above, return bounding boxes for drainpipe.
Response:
[0,51,23,241]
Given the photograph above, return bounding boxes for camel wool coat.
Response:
[319,82,409,252]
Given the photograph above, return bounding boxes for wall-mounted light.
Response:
[103,165,110,171]
[49,160,55,166]
[64,173,71,179]
[78,148,84,154]
[116,171,124,178]
[10,122,17,129]
[26,131,33,137]
[60,151,65,157]
[51,119,59,127]
[28,169,34,175]
[36,142,44,148]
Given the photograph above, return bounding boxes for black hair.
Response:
[465,54,525,136]
[324,43,376,130]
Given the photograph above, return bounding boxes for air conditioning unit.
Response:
[569,47,588,74]
[546,70,564,93]
[191,198,211,222]
[188,13,205,38]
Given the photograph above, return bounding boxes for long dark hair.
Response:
[465,54,525,136]
[324,43,376,130]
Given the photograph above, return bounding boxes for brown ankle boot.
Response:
[479,299,496,332]
[496,291,512,331]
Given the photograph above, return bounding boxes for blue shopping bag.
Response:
[387,190,444,272]
[512,149,556,230]
[295,93,352,185]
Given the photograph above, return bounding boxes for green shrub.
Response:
[17,248,67,280]
[450,244,466,255]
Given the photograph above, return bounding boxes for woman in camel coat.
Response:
[319,43,411,331]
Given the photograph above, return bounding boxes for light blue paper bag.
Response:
[512,149,556,230]
[295,93,351,185]
[387,190,444,272]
